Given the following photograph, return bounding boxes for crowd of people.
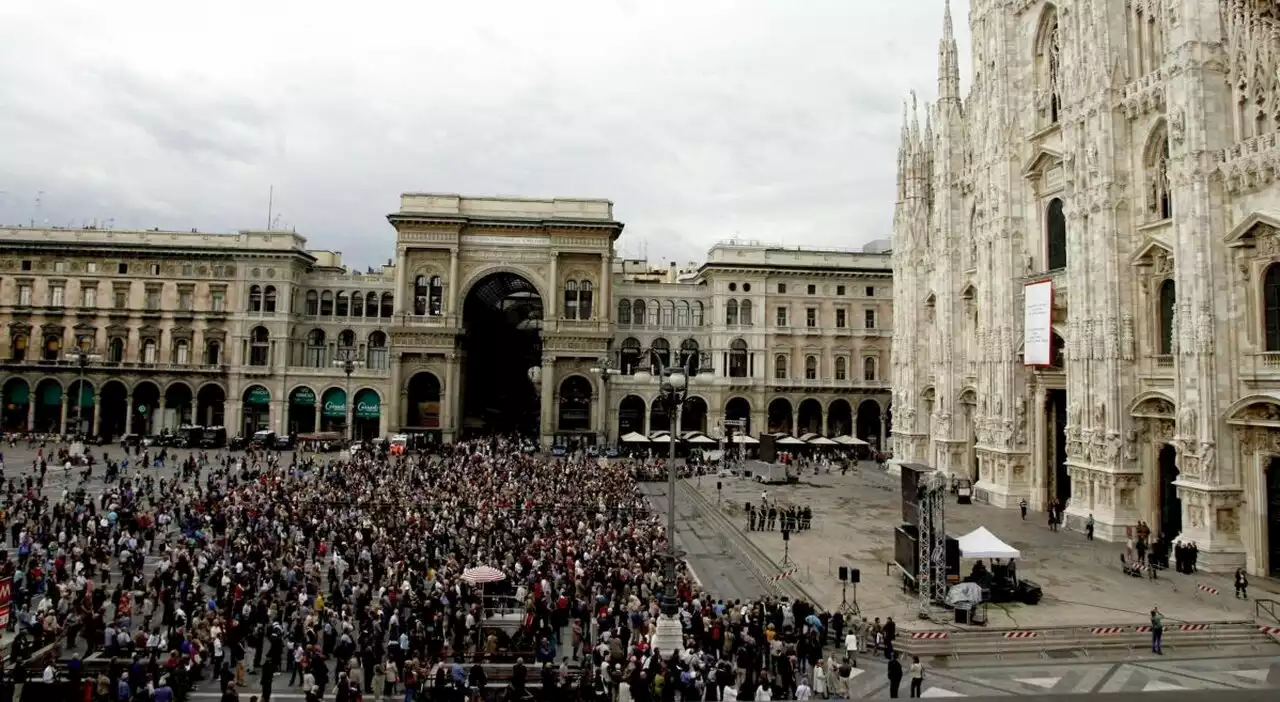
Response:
[0,434,855,701]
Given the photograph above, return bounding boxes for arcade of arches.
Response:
[0,376,227,437]
[616,394,888,448]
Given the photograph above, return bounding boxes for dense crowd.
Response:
[0,434,854,701]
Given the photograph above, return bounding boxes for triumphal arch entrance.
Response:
[387,193,621,447]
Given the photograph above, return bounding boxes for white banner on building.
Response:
[1023,280,1053,366]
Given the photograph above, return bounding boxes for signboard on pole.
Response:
[1023,280,1054,366]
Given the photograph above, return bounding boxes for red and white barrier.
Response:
[1196,583,1219,595]
[770,569,797,582]
[1004,631,1038,639]
[1092,627,1125,635]
[910,632,948,640]
[1180,623,1209,631]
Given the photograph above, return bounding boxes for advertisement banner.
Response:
[0,577,11,629]
[1023,280,1054,366]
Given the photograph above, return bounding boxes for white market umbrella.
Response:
[776,436,806,446]
[834,435,869,446]
[460,566,507,585]
[685,434,716,444]
[808,436,839,445]
[620,432,650,443]
[798,433,821,442]
[461,565,508,633]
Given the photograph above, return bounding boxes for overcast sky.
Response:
[0,0,969,268]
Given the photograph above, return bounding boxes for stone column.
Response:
[1030,385,1048,511]
[548,252,559,320]
[540,355,556,447]
[447,353,462,443]
[157,399,166,434]
[313,401,321,433]
[124,392,133,434]
[879,413,887,452]
[596,372,608,445]
[228,399,243,437]
[448,248,460,317]
[393,245,407,317]
[600,253,611,323]
[271,400,284,434]
[643,402,652,435]
[443,353,458,442]
[389,355,403,433]
[91,394,101,437]
[59,398,69,435]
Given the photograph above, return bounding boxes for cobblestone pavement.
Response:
[693,461,1269,628]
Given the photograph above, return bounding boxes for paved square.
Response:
[693,463,1261,628]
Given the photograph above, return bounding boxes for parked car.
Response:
[228,436,247,451]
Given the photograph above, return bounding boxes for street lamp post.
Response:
[65,348,100,438]
[589,357,621,447]
[630,346,696,655]
[333,348,363,442]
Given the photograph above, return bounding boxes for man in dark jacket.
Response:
[887,652,903,698]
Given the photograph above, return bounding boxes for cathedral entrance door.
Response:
[461,271,543,437]
[1267,458,1280,576]
[1047,389,1070,506]
[1158,444,1182,540]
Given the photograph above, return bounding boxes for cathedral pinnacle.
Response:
[938,0,961,103]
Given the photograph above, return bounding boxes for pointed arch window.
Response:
[728,339,749,378]
[263,285,277,313]
[248,285,263,312]
[774,354,788,380]
[835,356,848,380]
[1265,264,1280,352]
[1046,198,1067,270]
[1147,125,1173,220]
[1035,8,1062,126]
[726,299,739,326]
[740,299,753,326]
[805,355,818,380]
[618,299,632,325]
[1157,279,1176,355]
[863,356,878,381]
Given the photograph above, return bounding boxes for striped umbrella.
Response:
[460,565,507,585]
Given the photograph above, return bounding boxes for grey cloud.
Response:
[0,0,965,267]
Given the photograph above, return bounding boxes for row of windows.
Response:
[294,289,394,318]
[19,260,230,277]
[775,306,877,329]
[244,326,387,368]
[11,280,226,313]
[773,354,878,381]
[11,332,224,367]
[617,299,707,327]
[726,282,878,297]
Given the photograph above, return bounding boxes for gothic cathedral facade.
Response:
[891,0,1280,575]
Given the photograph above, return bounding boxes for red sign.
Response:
[0,577,11,629]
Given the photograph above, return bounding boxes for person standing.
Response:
[908,656,924,698]
[1150,607,1164,655]
[1235,569,1249,599]
[887,653,903,699]
[1085,514,1095,541]
[1019,499,1028,520]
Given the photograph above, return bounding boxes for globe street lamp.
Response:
[631,346,698,655]
[64,348,100,438]
[333,348,363,442]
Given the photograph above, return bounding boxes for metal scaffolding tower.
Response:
[915,469,949,617]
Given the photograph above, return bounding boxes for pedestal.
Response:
[650,614,684,658]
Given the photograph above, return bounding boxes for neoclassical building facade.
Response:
[891,0,1280,575]
[0,193,893,452]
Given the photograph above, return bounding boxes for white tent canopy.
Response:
[685,434,716,444]
[808,436,839,445]
[776,436,806,446]
[957,526,1021,559]
[620,432,649,443]
[834,435,869,446]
